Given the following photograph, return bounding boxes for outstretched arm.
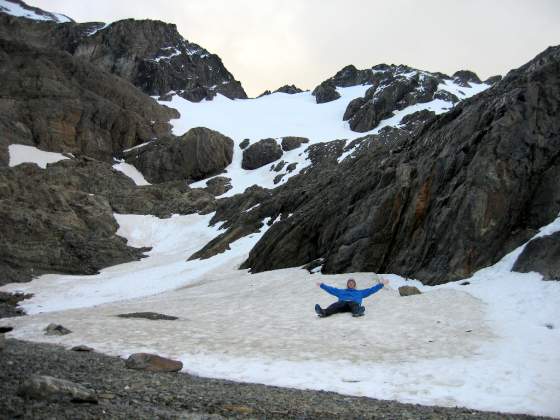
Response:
[316,282,342,298]
[360,278,389,298]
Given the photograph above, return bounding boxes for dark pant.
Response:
[323,300,362,317]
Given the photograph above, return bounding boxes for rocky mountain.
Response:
[313,64,500,133]
[0,0,72,23]
[0,1,246,102]
[200,46,560,285]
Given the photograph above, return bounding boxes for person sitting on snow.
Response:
[314,278,389,318]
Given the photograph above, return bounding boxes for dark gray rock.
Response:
[237,46,560,285]
[484,75,502,85]
[274,85,303,94]
[434,90,460,103]
[273,173,285,184]
[453,70,482,86]
[512,232,560,280]
[124,127,234,183]
[398,286,422,296]
[257,90,271,97]
[117,312,178,320]
[286,162,298,173]
[204,176,232,196]
[125,353,183,372]
[0,292,31,318]
[312,81,340,104]
[281,136,309,151]
[45,324,72,336]
[239,138,250,149]
[272,160,286,172]
[241,138,283,170]
[71,345,94,352]
[0,38,177,164]
[18,375,97,403]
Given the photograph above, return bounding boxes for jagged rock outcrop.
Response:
[452,70,481,86]
[241,138,283,170]
[0,11,247,102]
[236,45,560,285]
[513,232,560,280]
[274,85,304,94]
[124,127,234,183]
[0,157,216,284]
[0,163,148,285]
[0,38,177,165]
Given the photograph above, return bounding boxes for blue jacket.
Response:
[320,283,384,305]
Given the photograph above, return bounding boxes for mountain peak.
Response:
[0,0,73,23]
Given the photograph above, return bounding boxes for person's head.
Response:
[347,278,356,289]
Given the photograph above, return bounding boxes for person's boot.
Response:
[315,304,326,317]
[352,306,365,317]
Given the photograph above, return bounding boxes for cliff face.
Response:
[238,46,560,284]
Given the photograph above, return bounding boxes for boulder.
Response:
[71,345,94,352]
[117,312,178,320]
[452,70,482,86]
[312,82,340,104]
[241,138,283,170]
[17,375,97,403]
[239,138,251,149]
[512,232,560,280]
[281,136,309,152]
[286,162,298,173]
[204,176,232,196]
[125,353,183,372]
[45,323,72,336]
[398,286,422,296]
[124,127,234,183]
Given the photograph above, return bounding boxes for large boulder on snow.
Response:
[512,232,560,280]
[452,70,482,87]
[241,138,283,170]
[312,81,340,104]
[125,353,183,372]
[281,136,309,152]
[124,127,234,183]
[398,286,422,296]
[274,85,304,94]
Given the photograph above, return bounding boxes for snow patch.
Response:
[8,144,69,169]
[112,160,150,186]
[0,0,72,23]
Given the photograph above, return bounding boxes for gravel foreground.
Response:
[0,339,548,420]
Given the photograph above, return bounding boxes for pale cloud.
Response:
[34,0,560,97]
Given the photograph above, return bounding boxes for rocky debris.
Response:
[274,84,304,94]
[18,375,97,403]
[272,160,286,172]
[312,81,340,104]
[124,128,234,184]
[281,136,309,151]
[204,176,232,196]
[117,312,178,321]
[512,232,560,280]
[125,353,183,372]
[239,46,560,285]
[307,140,347,166]
[0,37,177,165]
[239,138,250,149]
[398,286,422,296]
[453,70,482,87]
[1,339,526,419]
[0,292,31,318]
[45,324,72,336]
[71,345,94,352]
[434,89,460,103]
[241,138,283,170]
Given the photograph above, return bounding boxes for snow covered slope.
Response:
[162,75,489,196]
[2,213,559,417]
[0,0,73,23]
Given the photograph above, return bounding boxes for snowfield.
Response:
[2,76,560,417]
[8,144,69,168]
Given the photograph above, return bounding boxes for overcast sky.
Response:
[35,0,560,97]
